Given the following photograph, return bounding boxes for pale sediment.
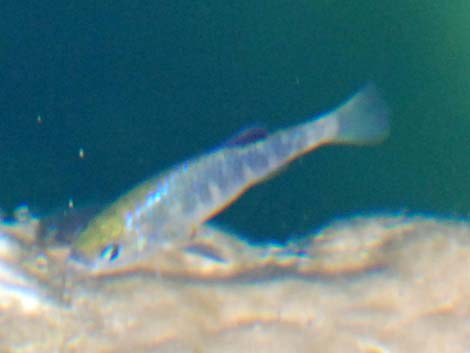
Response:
[1,213,469,353]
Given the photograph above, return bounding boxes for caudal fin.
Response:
[332,82,390,145]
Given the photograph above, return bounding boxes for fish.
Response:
[70,83,390,271]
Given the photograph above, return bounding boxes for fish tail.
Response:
[327,82,390,145]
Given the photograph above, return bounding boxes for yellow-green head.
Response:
[70,176,161,270]
[71,205,126,265]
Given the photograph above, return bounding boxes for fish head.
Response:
[69,214,145,272]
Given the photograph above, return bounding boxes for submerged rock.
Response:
[0,211,469,353]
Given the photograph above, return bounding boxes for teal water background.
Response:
[1,1,469,242]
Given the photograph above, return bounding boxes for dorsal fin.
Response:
[224,126,268,147]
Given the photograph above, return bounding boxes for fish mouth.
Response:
[67,248,95,270]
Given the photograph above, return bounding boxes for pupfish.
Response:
[71,83,390,271]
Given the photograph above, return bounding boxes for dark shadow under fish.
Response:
[39,205,103,246]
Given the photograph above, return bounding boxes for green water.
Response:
[1,1,469,242]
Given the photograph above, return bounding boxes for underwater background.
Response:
[1,1,469,242]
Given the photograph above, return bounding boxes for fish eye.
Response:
[100,243,121,262]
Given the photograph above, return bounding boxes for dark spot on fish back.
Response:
[224,126,268,147]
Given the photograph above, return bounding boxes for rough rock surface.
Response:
[1,213,469,352]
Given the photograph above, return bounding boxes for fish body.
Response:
[72,83,389,271]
